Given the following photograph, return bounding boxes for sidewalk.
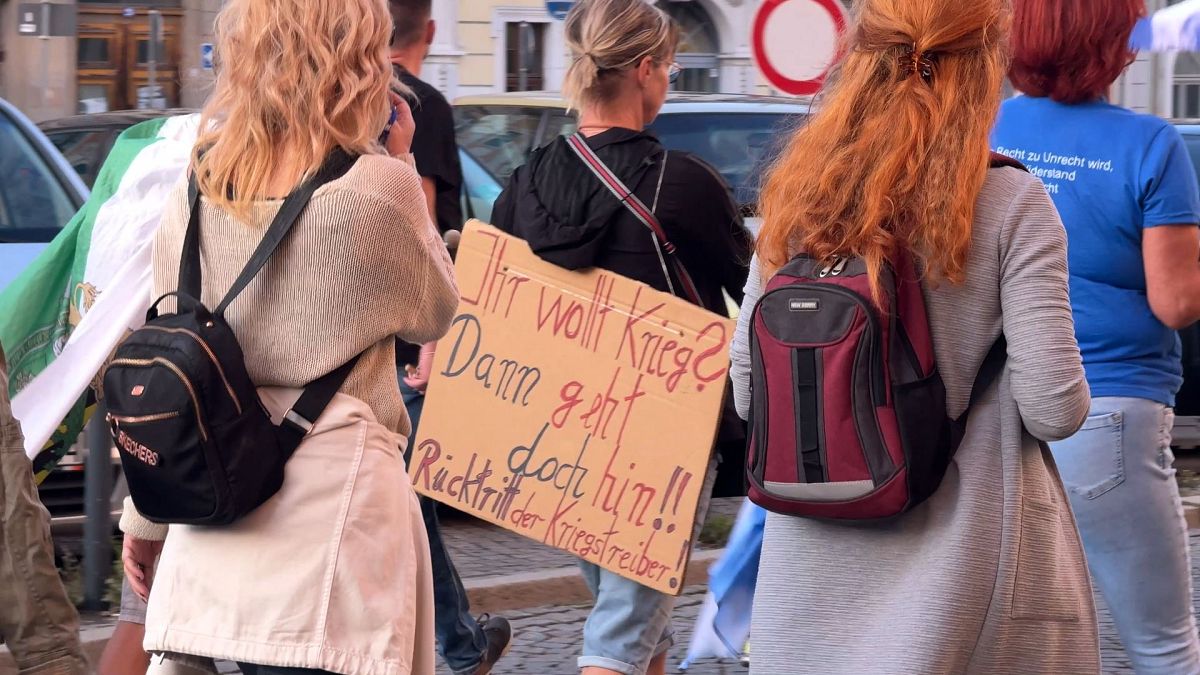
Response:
[2,498,1195,674]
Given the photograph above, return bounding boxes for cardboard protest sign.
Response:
[410,221,732,595]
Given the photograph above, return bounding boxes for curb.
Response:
[0,550,724,674]
[1184,502,1200,531]
[466,548,724,614]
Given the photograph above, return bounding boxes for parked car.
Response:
[38,109,194,189]
[453,92,809,233]
[4,106,157,542]
[1170,123,1200,449]
[0,98,87,293]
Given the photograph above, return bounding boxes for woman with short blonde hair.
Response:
[119,0,457,673]
[492,1,753,674]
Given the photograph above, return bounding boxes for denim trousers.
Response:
[576,458,718,675]
[1050,397,1200,674]
[401,379,488,674]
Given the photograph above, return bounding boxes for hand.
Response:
[386,92,416,158]
[122,534,164,601]
[403,341,437,392]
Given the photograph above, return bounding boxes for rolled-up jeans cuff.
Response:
[577,629,674,674]
[118,575,148,625]
[577,655,639,674]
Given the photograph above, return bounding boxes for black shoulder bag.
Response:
[103,150,361,526]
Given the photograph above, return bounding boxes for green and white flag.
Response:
[0,113,199,480]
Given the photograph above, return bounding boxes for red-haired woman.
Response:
[993,1,1200,671]
[729,0,1097,672]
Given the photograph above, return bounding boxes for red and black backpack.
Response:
[744,153,1023,520]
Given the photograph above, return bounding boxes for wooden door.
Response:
[76,8,182,112]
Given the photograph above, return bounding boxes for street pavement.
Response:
[7,499,1193,674]
[423,529,1200,675]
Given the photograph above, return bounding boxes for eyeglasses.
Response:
[668,62,681,84]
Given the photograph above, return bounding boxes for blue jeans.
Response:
[577,459,718,674]
[401,379,488,674]
[1051,397,1200,674]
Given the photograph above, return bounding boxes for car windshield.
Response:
[455,105,802,221]
[649,112,799,209]
[0,112,76,241]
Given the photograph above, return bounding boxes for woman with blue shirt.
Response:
[994,0,1200,671]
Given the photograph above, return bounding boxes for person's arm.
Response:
[670,156,752,304]
[999,178,1090,441]
[1144,226,1200,329]
[1139,125,1200,330]
[119,502,167,599]
[421,177,438,227]
[730,255,765,421]
[491,170,520,234]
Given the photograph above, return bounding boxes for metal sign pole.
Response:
[82,403,113,610]
[148,10,162,109]
[39,0,50,109]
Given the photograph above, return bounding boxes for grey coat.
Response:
[730,168,1100,674]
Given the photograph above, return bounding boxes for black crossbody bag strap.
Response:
[565,133,704,306]
[178,149,362,454]
[179,150,357,308]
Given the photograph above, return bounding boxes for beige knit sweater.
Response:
[152,153,458,437]
[122,153,457,544]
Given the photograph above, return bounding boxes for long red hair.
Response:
[1009,0,1143,104]
[757,0,1009,301]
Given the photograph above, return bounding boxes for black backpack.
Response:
[103,151,360,526]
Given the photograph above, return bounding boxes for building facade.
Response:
[0,0,1195,123]
[0,0,218,122]
[433,0,770,100]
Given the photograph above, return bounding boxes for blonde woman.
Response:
[118,0,457,673]
[731,0,1098,672]
[492,1,751,674]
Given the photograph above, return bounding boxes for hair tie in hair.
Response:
[898,45,935,83]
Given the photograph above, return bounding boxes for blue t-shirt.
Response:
[992,97,1200,406]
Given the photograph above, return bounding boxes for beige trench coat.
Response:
[142,388,435,675]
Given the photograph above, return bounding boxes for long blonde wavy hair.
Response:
[193,0,399,220]
[757,0,1010,301]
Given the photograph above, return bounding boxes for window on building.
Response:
[657,1,720,93]
[505,22,546,92]
[135,38,169,65]
[77,37,111,65]
[1175,53,1200,119]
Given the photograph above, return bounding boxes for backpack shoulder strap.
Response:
[276,356,359,456]
[179,149,358,316]
[955,337,1007,426]
[989,152,1028,172]
[565,133,704,306]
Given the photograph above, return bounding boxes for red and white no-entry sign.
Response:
[752,0,848,96]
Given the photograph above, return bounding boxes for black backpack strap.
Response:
[177,149,358,315]
[276,355,361,457]
[215,149,358,315]
[957,336,1008,424]
[989,152,1028,172]
[179,178,203,299]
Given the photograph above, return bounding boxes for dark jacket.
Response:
[492,127,753,497]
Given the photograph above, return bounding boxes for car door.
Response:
[0,104,87,292]
[43,127,118,190]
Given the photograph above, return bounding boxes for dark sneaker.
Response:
[461,614,512,675]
